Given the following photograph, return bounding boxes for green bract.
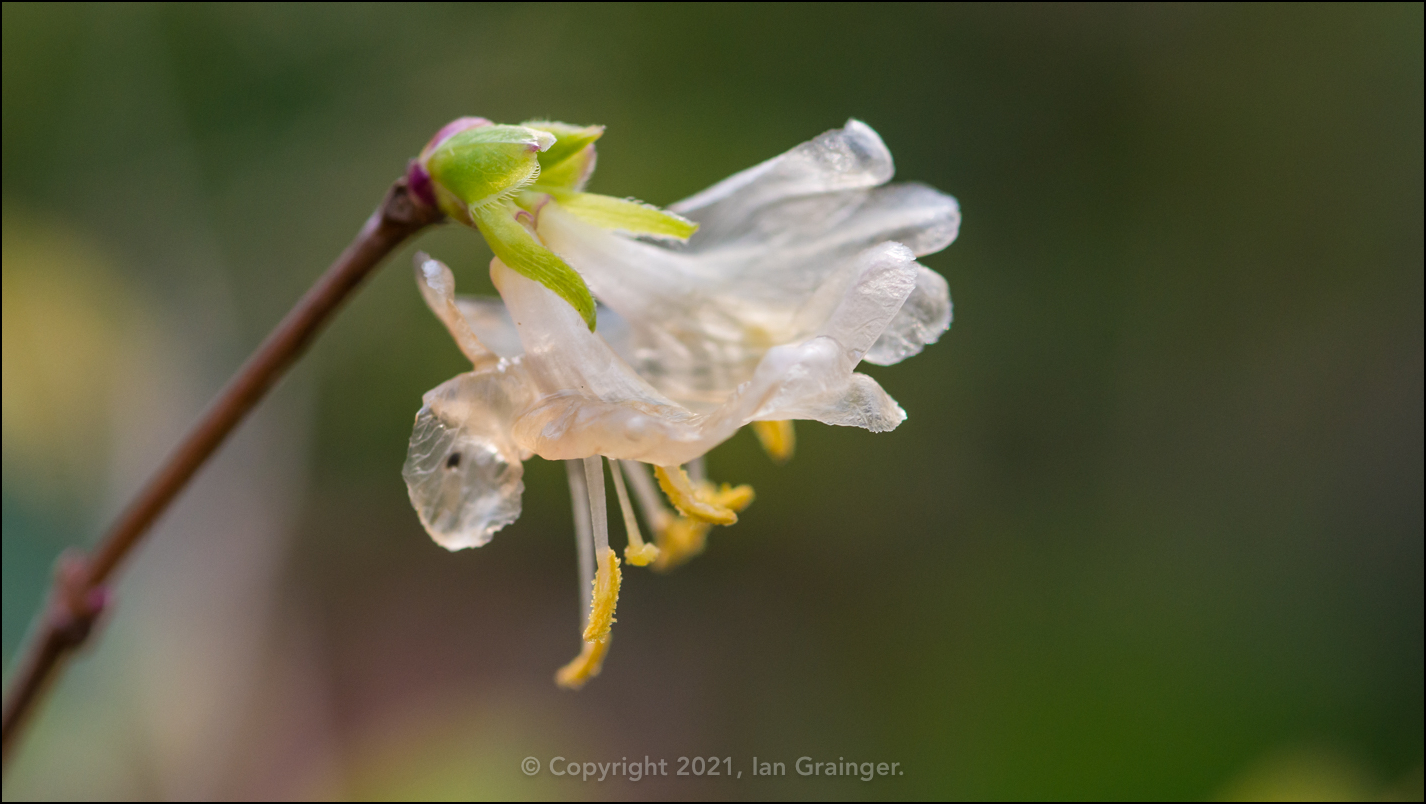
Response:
[418,118,699,332]
[535,189,698,240]
[471,203,597,330]
[524,120,604,189]
[424,124,554,216]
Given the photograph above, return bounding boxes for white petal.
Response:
[679,180,959,264]
[670,119,893,226]
[810,242,919,356]
[669,120,957,261]
[453,296,523,359]
[493,257,702,463]
[453,295,634,362]
[864,264,953,366]
[749,242,916,428]
[414,253,497,367]
[494,242,916,467]
[535,122,957,402]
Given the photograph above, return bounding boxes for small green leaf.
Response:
[522,120,604,171]
[534,148,596,190]
[544,189,699,240]
[471,202,596,330]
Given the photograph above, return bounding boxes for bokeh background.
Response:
[3,3,1421,800]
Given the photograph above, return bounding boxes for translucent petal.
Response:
[670,119,894,233]
[679,180,959,261]
[453,296,523,359]
[538,196,947,402]
[454,294,635,363]
[746,242,916,429]
[495,241,916,466]
[864,264,953,366]
[809,242,919,358]
[526,120,957,405]
[415,253,498,367]
[403,367,532,550]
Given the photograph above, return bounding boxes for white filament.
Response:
[583,455,610,556]
[608,459,645,548]
[620,460,669,527]
[566,459,594,627]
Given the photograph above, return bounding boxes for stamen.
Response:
[707,481,756,512]
[555,637,610,689]
[565,460,594,626]
[751,420,796,463]
[655,465,740,525]
[582,547,621,643]
[651,482,757,572]
[557,460,624,689]
[687,455,707,485]
[583,456,610,555]
[620,460,673,532]
[610,460,659,566]
[653,517,711,572]
[623,460,753,572]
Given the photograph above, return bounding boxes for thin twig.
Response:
[1,175,443,767]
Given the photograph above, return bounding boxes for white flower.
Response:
[403,119,959,687]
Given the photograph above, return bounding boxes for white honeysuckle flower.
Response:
[402,119,959,687]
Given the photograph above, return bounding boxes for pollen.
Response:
[582,548,621,643]
[555,638,611,689]
[751,420,796,463]
[652,516,710,572]
[652,480,755,572]
[624,542,659,566]
[558,548,621,688]
[655,465,750,525]
[708,481,755,512]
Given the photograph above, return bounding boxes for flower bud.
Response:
[409,117,596,329]
[410,118,555,223]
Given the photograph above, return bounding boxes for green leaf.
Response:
[471,202,596,330]
[522,120,604,171]
[544,189,699,240]
[534,148,596,190]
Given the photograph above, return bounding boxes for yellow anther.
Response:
[555,638,610,689]
[651,515,707,572]
[624,542,659,566]
[557,548,621,689]
[655,465,739,524]
[752,420,796,463]
[582,548,621,643]
[708,481,755,512]
[650,480,754,572]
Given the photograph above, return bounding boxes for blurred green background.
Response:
[3,3,1421,800]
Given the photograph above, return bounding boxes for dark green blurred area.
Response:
[3,3,1421,800]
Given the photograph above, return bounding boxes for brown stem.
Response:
[1,175,443,768]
